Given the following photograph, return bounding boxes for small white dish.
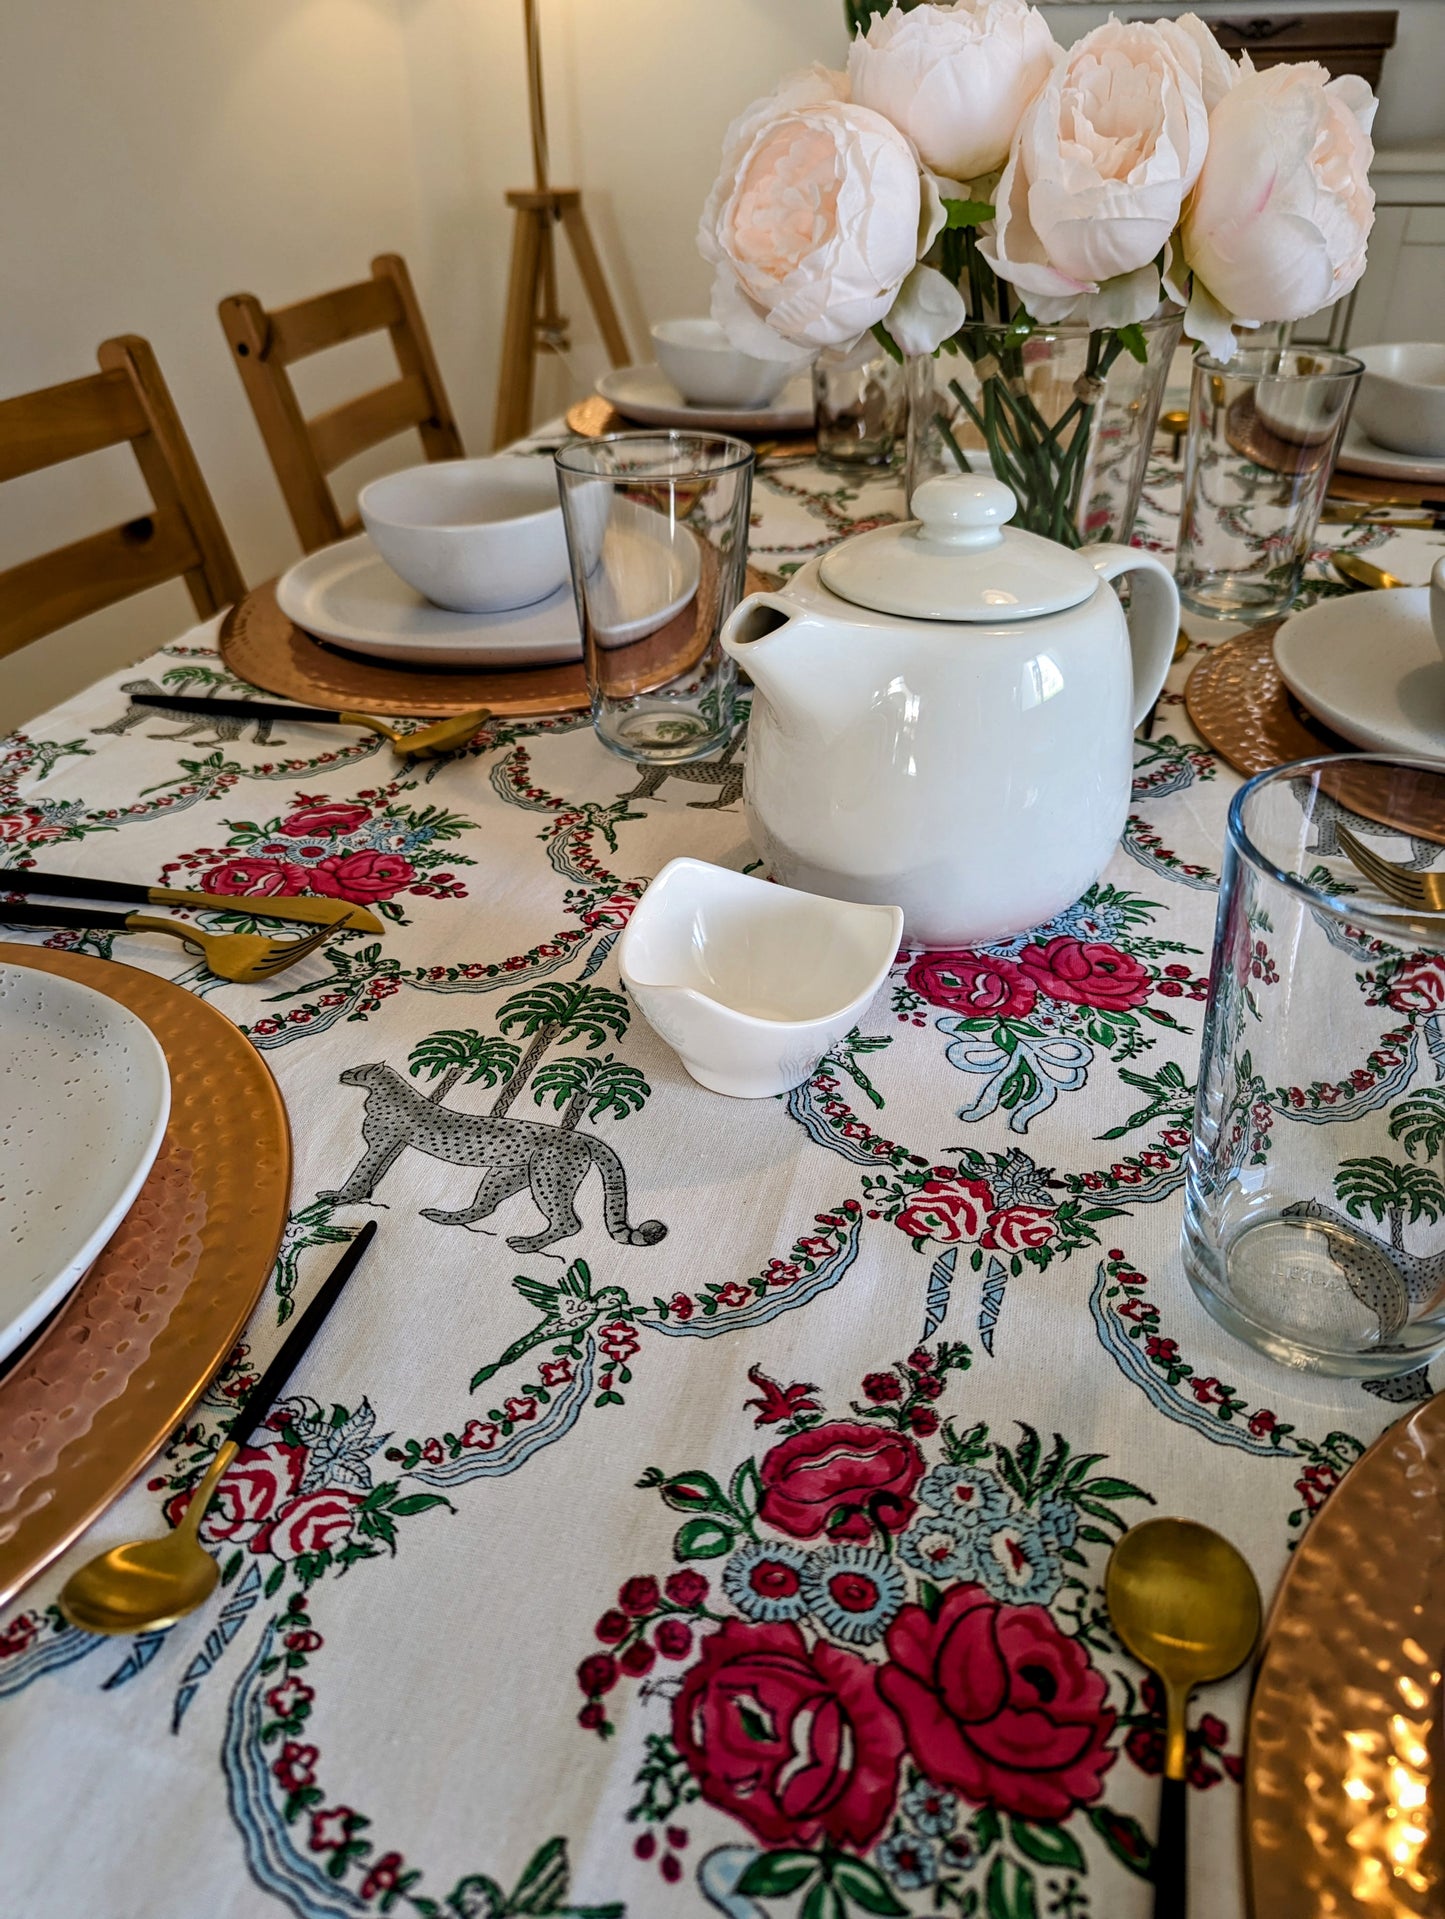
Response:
[617,858,903,1099]
[358,456,568,613]
[0,963,170,1365]
[1274,588,1445,757]
[1334,417,1445,486]
[276,535,582,667]
[596,364,814,433]
[651,319,808,410]
[1354,343,1445,459]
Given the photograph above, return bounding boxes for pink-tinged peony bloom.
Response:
[981,1205,1057,1252]
[200,856,310,899]
[848,0,1055,181]
[907,950,1037,1020]
[272,1741,319,1792]
[254,1488,364,1561]
[1173,61,1376,356]
[880,1584,1117,1820]
[760,1421,923,1541]
[896,1176,995,1245]
[673,1618,904,1850]
[698,67,939,358]
[309,850,416,903]
[277,800,372,839]
[1017,937,1152,1011]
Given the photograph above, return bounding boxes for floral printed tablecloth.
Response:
[0,438,1441,1919]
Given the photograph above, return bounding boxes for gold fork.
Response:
[1336,825,1445,912]
[0,900,331,982]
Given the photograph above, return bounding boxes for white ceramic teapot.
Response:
[720,474,1179,948]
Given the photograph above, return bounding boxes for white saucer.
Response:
[1274,588,1445,757]
[0,963,171,1365]
[276,535,582,667]
[596,364,813,433]
[1334,419,1445,487]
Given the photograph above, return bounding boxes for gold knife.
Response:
[0,868,384,934]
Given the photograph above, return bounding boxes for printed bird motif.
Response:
[470,1266,632,1390]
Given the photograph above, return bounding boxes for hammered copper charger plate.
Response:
[1247,1391,1445,1913]
[1185,623,1445,844]
[0,946,291,1610]
[564,394,816,458]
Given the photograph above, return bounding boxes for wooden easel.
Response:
[492,0,630,448]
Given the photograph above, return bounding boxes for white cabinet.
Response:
[1292,145,1445,347]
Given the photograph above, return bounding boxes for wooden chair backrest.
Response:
[219,253,463,553]
[0,335,245,662]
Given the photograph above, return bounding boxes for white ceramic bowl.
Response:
[359,457,568,614]
[618,858,903,1099]
[1355,344,1445,459]
[651,319,807,410]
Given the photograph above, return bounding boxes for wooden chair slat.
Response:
[0,368,146,485]
[269,275,404,366]
[220,254,462,553]
[0,337,243,657]
[0,511,203,661]
[309,374,433,477]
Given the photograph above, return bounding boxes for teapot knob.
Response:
[913,474,1016,551]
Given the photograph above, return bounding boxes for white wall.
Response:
[2,0,1441,729]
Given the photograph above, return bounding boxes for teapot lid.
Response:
[818,474,1101,623]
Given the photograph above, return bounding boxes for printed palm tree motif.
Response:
[471,1261,632,1389]
[1286,1105,1445,1344]
[492,982,632,1117]
[410,1029,522,1106]
[530,1053,650,1131]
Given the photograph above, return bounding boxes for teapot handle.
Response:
[1087,546,1180,730]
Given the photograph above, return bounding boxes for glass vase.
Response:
[905,312,1182,547]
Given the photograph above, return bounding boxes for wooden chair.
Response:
[0,335,245,662]
[219,254,463,553]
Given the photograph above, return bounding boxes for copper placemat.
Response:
[0,946,291,1609]
[1247,1391,1445,1913]
[222,570,774,720]
[564,394,816,459]
[1186,624,1445,843]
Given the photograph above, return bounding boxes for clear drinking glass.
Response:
[1184,754,1445,1378]
[1174,347,1362,620]
[813,340,906,468]
[554,433,753,763]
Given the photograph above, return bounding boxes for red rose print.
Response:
[0,1615,38,1659]
[254,1488,364,1561]
[655,1618,693,1660]
[1387,955,1445,1015]
[863,1372,903,1404]
[673,1618,904,1850]
[277,800,372,839]
[759,1421,923,1542]
[578,1653,618,1696]
[272,1741,318,1792]
[907,951,1037,1020]
[668,1293,695,1320]
[596,1610,629,1644]
[980,1205,1058,1253]
[166,1436,307,1545]
[907,1349,935,1372]
[895,1177,994,1246]
[880,1584,1116,1821]
[910,1408,940,1437]
[714,1281,753,1310]
[664,1571,709,1609]
[1017,937,1151,1011]
[309,850,417,903]
[620,1575,660,1616]
[360,1854,405,1901]
[578,1702,606,1732]
[201,856,310,899]
[621,1641,657,1677]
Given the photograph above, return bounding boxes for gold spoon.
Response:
[1334,552,1407,592]
[129,693,491,760]
[59,1222,377,1636]
[1106,1518,1261,1915]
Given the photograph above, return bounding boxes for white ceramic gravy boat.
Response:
[721,474,1179,947]
[617,859,902,1098]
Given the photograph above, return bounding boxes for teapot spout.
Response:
[722,592,845,730]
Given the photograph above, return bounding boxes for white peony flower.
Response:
[981,16,1226,328]
[848,0,1057,184]
[698,65,926,357]
[1172,63,1377,358]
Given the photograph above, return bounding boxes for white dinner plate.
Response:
[596,364,814,433]
[0,963,170,1366]
[1334,419,1445,487]
[1273,588,1445,757]
[569,496,703,648]
[276,535,583,667]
